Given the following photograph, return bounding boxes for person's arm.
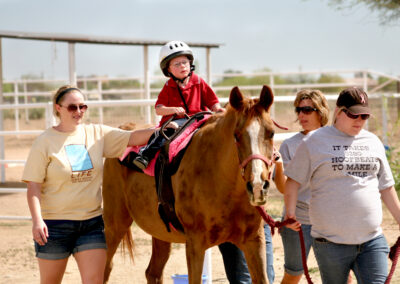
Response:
[284,177,301,231]
[273,159,286,194]
[211,103,225,113]
[155,105,186,116]
[26,181,48,245]
[127,122,179,146]
[381,186,400,229]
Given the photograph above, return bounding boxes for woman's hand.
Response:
[273,147,281,162]
[32,219,48,246]
[284,215,301,232]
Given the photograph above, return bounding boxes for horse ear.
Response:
[259,85,274,111]
[229,86,244,110]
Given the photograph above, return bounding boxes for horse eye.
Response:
[269,131,275,139]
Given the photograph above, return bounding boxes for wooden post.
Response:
[0,38,5,182]
[397,80,400,121]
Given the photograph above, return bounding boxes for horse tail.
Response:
[121,226,135,262]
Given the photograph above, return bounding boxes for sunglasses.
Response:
[342,109,369,120]
[60,104,88,112]
[295,106,317,115]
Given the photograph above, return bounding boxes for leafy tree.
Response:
[325,0,400,24]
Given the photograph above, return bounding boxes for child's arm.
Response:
[211,103,225,113]
[155,105,186,116]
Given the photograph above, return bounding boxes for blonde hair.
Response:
[293,89,330,126]
[52,85,84,117]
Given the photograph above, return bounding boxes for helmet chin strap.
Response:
[169,65,195,84]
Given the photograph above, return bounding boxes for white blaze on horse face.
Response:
[246,120,265,185]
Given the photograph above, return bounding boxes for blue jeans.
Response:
[280,224,313,275]
[218,224,274,284]
[313,234,389,284]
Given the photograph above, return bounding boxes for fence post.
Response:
[45,102,56,128]
[0,37,5,182]
[397,80,400,121]
[362,71,369,130]
[97,79,104,124]
[23,81,29,123]
[381,94,388,146]
[14,82,20,132]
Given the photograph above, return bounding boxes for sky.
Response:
[0,0,400,81]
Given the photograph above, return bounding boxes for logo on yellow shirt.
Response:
[65,144,94,183]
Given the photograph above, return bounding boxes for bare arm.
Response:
[155,105,186,116]
[381,186,400,229]
[211,103,225,113]
[26,181,48,245]
[273,159,286,194]
[127,123,179,146]
[284,177,301,231]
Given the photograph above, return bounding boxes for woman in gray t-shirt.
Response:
[276,89,330,284]
[284,87,400,283]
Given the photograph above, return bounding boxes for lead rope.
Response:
[256,206,400,284]
[255,206,314,283]
[385,236,400,284]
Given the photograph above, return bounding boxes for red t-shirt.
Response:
[155,73,220,125]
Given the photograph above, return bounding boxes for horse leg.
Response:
[145,237,172,284]
[241,237,268,284]
[103,210,133,283]
[185,239,205,284]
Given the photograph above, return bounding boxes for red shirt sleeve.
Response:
[200,78,220,109]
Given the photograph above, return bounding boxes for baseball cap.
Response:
[336,87,370,115]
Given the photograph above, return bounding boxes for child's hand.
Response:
[166,121,179,129]
[214,107,226,113]
[173,107,186,115]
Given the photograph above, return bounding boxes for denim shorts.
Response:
[35,215,107,260]
[313,234,389,283]
[280,224,313,275]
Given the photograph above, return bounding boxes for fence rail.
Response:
[1,69,400,221]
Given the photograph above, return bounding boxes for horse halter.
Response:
[239,152,278,180]
[238,118,286,180]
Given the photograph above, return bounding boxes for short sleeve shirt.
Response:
[285,126,394,244]
[22,124,131,220]
[155,73,220,125]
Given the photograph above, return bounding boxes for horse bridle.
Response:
[238,119,286,180]
[239,152,279,180]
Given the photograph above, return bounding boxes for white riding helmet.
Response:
[159,41,194,77]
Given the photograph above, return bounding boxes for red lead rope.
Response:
[256,206,400,284]
[255,206,314,284]
[386,236,400,284]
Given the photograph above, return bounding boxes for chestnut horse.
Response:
[102,85,277,284]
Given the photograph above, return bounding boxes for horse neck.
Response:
[199,110,240,168]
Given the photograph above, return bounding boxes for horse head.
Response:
[229,85,275,206]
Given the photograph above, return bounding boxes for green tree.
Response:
[325,0,400,24]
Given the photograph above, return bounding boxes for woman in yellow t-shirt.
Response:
[22,85,169,284]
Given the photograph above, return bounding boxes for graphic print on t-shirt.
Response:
[331,144,378,178]
[65,144,94,183]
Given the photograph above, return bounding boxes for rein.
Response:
[256,206,400,284]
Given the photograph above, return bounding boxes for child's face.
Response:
[168,55,191,79]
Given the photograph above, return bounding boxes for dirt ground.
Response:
[1,119,400,283]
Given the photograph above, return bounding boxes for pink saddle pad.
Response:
[120,114,211,176]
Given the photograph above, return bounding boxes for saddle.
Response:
[155,112,212,233]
